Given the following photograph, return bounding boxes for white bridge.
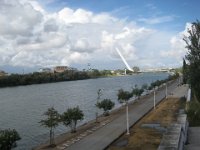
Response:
[115,48,134,72]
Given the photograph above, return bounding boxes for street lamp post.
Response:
[126,101,130,135]
[153,87,156,109]
[165,83,168,99]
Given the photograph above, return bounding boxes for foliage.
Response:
[147,73,179,90]
[39,107,60,146]
[141,84,148,90]
[183,20,200,100]
[132,87,144,99]
[0,129,21,150]
[132,66,140,73]
[96,99,115,116]
[61,106,84,133]
[186,101,200,126]
[0,69,116,88]
[117,89,132,103]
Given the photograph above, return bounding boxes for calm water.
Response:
[0,72,168,150]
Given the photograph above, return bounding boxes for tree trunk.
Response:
[50,127,53,145]
[74,121,77,133]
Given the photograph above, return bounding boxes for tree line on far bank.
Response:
[0,70,110,88]
[0,68,143,88]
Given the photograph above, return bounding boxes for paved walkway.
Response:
[55,79,180,150]
[185,127,200,150]
[169,84,189,98]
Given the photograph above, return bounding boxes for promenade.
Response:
[53,79,180,150]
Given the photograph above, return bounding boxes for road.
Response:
[62,79,180,150]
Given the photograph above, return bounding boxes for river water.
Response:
[0,72,168,150]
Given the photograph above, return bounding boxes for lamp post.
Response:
[153,87,156,109]
[126,101,130,135]
[165,83,168,99]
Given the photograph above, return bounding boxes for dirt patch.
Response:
[107,98,185,150]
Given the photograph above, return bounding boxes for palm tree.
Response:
[61,106,84,133]
[39,107,60,147]
[117,89,133,135]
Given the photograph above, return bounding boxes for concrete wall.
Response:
[158,114,189,150]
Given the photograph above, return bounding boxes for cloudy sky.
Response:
[0,0,199,73]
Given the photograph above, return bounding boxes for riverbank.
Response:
[35,79,178,150]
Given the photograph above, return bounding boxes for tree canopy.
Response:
[96,99,115,116]
[183,20,200,100]
[132,66,140,73]
[61,106,84,133]
[132,87,144,99]
[117,89,132,103]
[0,129,21,150]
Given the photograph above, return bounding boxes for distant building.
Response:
[54,66,68,73]
[53,66,78,73]
[38,68,52,73]
[0,70,8,77]
[111,70,115,74]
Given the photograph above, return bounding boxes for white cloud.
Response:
[0,0,42,38]
[160,23,191,64]
[138,15,175,24]
[0,0,189,71]
[58,8,93,24]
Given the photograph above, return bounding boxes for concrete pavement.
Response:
[185,127,200,150]
[169,84,189,98]
[56,79,180,150]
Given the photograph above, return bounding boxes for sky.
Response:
[0,0,199,73]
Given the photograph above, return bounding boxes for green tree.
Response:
[141,84,148,91]
[95,89,103,122]
[186,101,200,126]
[183,20,200,100]
[132,66,140,73]
[96,99,115,116]
[117,89,133,135]
[61,106,84,133]
[0,129,21,150]
[39,107,60,146]
[117,89,133,103]
[132,87,144,99]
